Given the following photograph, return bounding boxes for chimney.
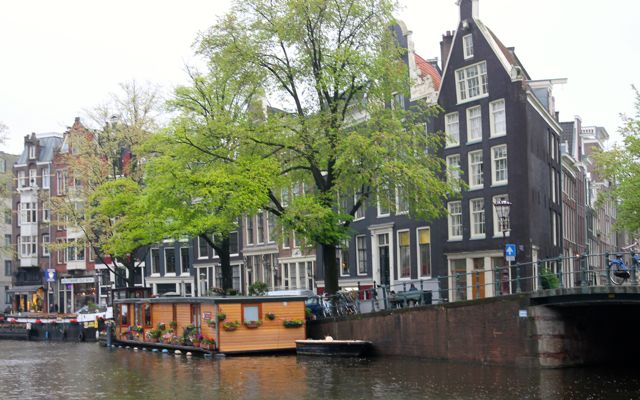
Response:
[459,0,479,21]
[440,31,454,72]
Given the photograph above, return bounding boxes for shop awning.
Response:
[7,285,44,294]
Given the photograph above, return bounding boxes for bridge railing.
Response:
[313,252,639,318]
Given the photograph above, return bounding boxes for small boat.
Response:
[296,337,371,357]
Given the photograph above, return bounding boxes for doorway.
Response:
[378,233,390,286]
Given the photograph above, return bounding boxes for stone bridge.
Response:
[308,286,640,368]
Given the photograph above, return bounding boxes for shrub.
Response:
[248,281,269,296]
[540,266,560,289]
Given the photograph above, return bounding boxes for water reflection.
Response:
[0,341,639,399]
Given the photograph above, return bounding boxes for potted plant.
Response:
[169,321,177,330]
[265,312,276,321]
[222,321,240,331]
[206,319,216,328]
[157,322,166,331]
[190,333,203,347]
[244,319,262,329]
[147,329,162,343]
[161,332,173,344]
[283,319,305,328]
[217,312,226,322]
[201,337,216,351]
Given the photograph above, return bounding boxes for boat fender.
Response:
[162,349,169,353]
[186,352,192,357]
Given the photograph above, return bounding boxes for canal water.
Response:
[1,341,639,399]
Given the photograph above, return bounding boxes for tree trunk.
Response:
[322,243,339,294]
[219,237,233,291]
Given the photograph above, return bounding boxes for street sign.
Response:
[45,269,57,282]
[505,244,516,262]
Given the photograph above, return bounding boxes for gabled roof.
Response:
[414,53,441,91]
[16,134,63,165]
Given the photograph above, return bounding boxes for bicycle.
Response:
[607,252,640,285]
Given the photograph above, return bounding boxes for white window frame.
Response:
[281,228,290,249]
[353,193,365,221]
[492,194,511,238]
[42,166,50,189]
[20,236,37,257]
[445,112,460,148]
[245,216,254,245]
[470,198,486,239]
[197,236,208,259]
[489,99,506,137]
[463,34,474,59]
[28,145,36,160]
[164,247,177,276]
[455,61,488,104]
[491,144,508,186]
[18,171,26,188]
[338,240,350,277]
[397,230,411,280]
[229,231,240,256]
[29,168,37,187]
[446,154,461,184]
[466,106,482,143]
[448,201,463,241]
[42,234,50,256]
[56,170,66,195]
[395,186,409,215]
[417,227,432,278]
[150,248,160,275]
[256,211,264,244]
[377,191,390,218]
[468,150,484,190]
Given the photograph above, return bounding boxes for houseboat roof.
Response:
[113,295,308,305]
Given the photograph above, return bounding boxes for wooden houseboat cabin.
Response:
[113,295,307,354]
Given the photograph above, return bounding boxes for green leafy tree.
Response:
[595,86,640,233]
[141,64,279,291]
[197,0,457,294]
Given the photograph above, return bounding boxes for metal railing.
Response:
[310,252,639,319]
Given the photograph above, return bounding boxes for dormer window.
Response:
[463,34,474,59]
[28,145,36,160]
[455,61,488,103]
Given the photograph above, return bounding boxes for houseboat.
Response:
[112,294,307,354]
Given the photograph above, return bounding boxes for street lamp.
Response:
[493,199,512,294]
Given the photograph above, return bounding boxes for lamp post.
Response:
[493,199,512,294]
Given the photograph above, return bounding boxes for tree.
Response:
[50,81,163,287]
[0,122,13,258]
[140,64,279,291]
[197,0,457,294]
[595,86,640,233]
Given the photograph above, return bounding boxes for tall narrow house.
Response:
[434,0,563,300]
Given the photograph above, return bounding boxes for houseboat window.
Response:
[134,304,142,326]
[121,304,129,326]
[243,304,260,323]
[172,304,177,322]
[114,304,121,324]
[191,304,201,328]
[144,303,152,327]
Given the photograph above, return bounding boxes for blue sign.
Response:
[45,269,57,282]
[505,244,516,261]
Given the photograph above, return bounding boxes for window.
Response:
[552,211,558,246]
[356,235,367,275]
[338,241,350,276]
[417,228,431,277]
[180,247,190,274]
[165,247,176,274]
[144,303,152,327]
[20,236,37,257]
[282,229,290,249]
[66,238,85,262]
[18,171,26,188]
[42,166,50,189]
[491,145,508,185]
[490,99,506,136]
[42,234,49,256]
[4,260,12,276]
[281,188,289,208]
[42,204,50,222]
[267,213,275,243]
[4,210,10,224]
[150,248,160,274]
[56,170,66,195]
[463,34,474,59]
[20,202,37,223]
[29,168,37,187]
[4,234,10,247]
[397,231,411,279]
[377,189,390,217]
[468,150,484,189]
[492,194,510,236]
[551,169,557,203]
[229,231,239,255]
[395,186,408,214]
[470,198,485,238]
[257,211,264,244]
[466,106,482,142]
[354,193,365,220]
[120,304,129,326]
[293,232,302,248]
[445,112,460,147]
[28,145,36,159]
[246,216,254,245]
[242,304,260,323]
[455,61,488,103]
[198,236,208,259]
[446,154,461,183]
[448,201,462,240]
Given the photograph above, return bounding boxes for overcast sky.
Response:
[1,0,638,154]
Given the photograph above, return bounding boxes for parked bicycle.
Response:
[607,252,640,285]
